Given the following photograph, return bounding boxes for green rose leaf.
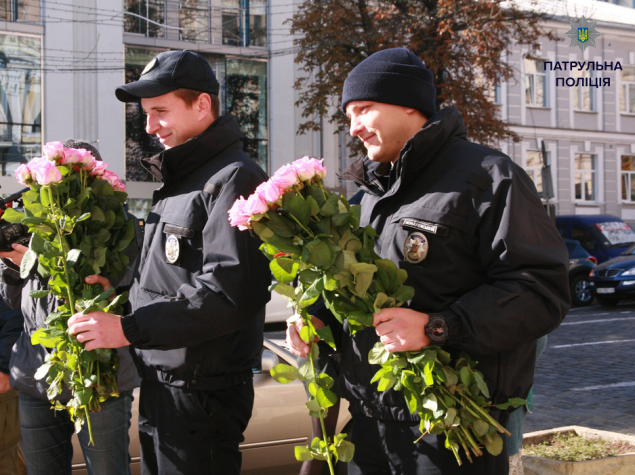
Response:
[473,371,490,398]
[316,326,336,349]
[270,363,298,384]
[460,366,473,387]
[484,433,504,456]
[316,387,337,408]
[2,208,25,224]
[495,398,528,411]
[319,193,339,216]
[273,282,295,301]
[287,195,311,226]
[20,249,38,279]
[473,419,490,437]
[335,440,355,463]
[28,289,51,299]
[34,362,52,380]
[368,343,390,365]
[31,328,61,348]
[294,446,313,462]
[270,257,299,283]
[393,285,415,303]
[66,249,82,267]
[305,239,332,268]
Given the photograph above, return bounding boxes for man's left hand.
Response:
[0,372,11,394]
[68,311,131,350]
[373,308,430,353]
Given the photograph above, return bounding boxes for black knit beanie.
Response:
[341,48,436,118]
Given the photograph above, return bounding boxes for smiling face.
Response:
[141,91,212,150]
[346,101,427,163]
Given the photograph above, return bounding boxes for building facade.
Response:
[500,0,635,225]
[0,0,634,224]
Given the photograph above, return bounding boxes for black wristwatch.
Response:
[425,313,449,344]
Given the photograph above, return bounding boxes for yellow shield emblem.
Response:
[578,28,588,43]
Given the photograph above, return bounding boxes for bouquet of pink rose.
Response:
[230,157,527,469]
[3,142,135,445]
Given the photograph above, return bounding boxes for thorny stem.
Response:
[302,308,335,475]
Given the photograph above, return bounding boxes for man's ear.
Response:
[197,93,213,121]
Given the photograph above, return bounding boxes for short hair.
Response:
[173,88,220,119]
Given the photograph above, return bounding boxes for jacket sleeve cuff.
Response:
[121,314,142,346]
[442,309,463,347]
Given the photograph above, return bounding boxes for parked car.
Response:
[556,214,635,263]
[589,243,635,307]
[564,238,597,307]
[71,338,352,475]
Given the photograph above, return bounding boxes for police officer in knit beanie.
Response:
[341,47,436,118]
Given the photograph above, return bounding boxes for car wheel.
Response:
[597,296,620,307]
[570,274,593,306]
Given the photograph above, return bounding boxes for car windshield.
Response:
[595,221,635,248]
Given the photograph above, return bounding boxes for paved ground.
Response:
[526,302,635,435]
[267,302,635,436]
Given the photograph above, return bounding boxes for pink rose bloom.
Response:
[270,164,299,190]
[29,156,62,185]
[244,192,269,217]
[62,148,95,167]
[43,141,65,161]
[313,159,327,180]
[102,170,126,192]
[255,180,281,204]
[15,163,32,185]
[293,156,317,181]
[228,197,250,230]
[89,161,109,176]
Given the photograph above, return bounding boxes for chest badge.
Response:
[404,232,429,264]
[165,234,180,264]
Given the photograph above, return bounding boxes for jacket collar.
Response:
[342,106,467,195]
[141,115,244,183]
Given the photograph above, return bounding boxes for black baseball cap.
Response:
[115,50,220,102]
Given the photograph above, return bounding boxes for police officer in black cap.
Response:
[68,50,271,475]
[287,48,570,475]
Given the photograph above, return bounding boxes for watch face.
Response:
[428,319,448,341]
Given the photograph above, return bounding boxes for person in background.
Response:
[0,296,26,475]
[0,140,140,475]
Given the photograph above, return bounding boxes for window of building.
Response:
[620,67,635,114]
[525,150,546,194]
[222,0,267,47]
[180,0,210,43]
[621,155,635,202]
[226,58,268,170]
[124,0,166,38]
[574,153,596,202]
[0,0,40,22]
[525,59,547,107]
[0,34,41,178]
[573,68,595,112]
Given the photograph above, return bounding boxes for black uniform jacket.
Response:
[121,116,271,391]
[337,106,570,421]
